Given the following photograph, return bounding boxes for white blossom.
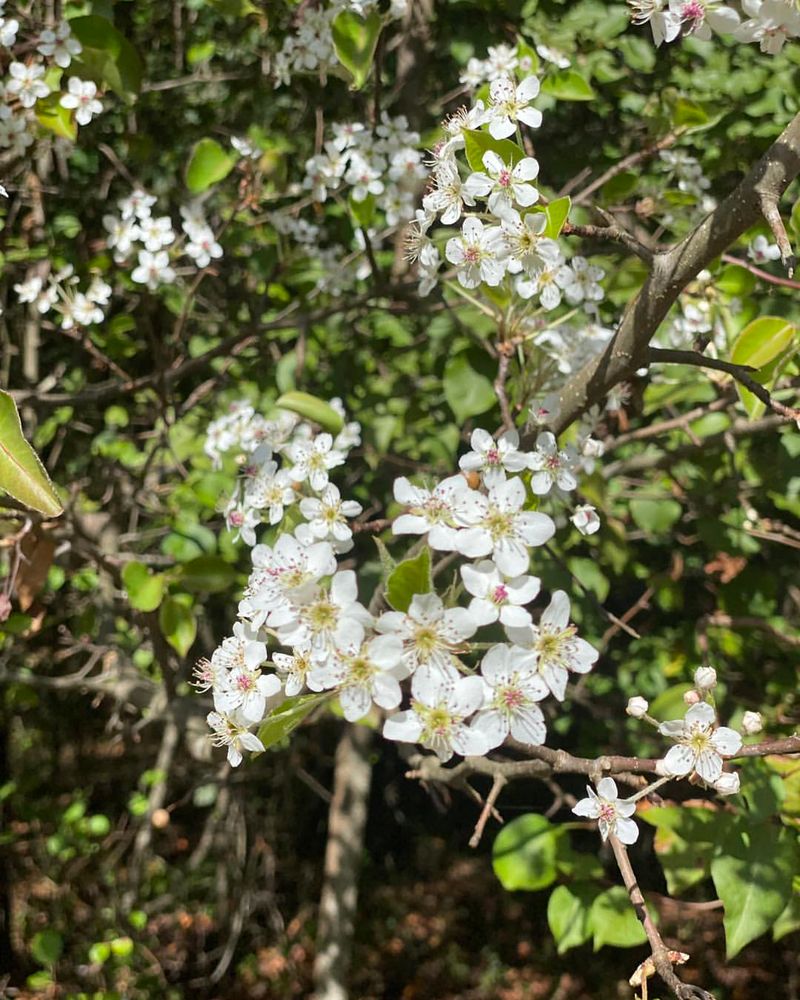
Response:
[299,483,362,553]
[658,702,742,783]
[741,710,763,735]
[7,62,51,108]
[471,643,549,747]
[470,151,540,222]
[286,433,345,492]
[377,592,476,679]
[570,505,601,536]
[502,211,562,277]
[207,710,265,767]
[694,666,717,691]
[60,78,103,126]
[393,474,482,551]
[748,234,781,263]
[573,777,639,844]
[310,634,404,721]
[487,76,542,140]
[445,217,507,289]
[458,428,528,488]
[527,432,578,495]
[735,0,800,53]
[38,23,82,68]
[627,696,650,718]
[131,250,176,289]
[460,560,540,628]
[555,256,605,306]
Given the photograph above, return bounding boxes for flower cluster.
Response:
[0,14,107,183]
[199,407,602,766]
[14,266,111,331]
[272,0,407,88]
[629,0,800,54]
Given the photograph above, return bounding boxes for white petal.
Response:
[542,590,570,629]
[572,795,601,819]
[509,706,546,745]
[662,744,695,777]
[615,816,639,845]
[711,727,742,757]
[383,710,423,743]
[597,777,618,800]
[471,709,509,749]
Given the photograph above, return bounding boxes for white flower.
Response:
[131,250,176,289]
[61,292,103,329]
[0,16,19,47]
[423,161,489,225]
[536,43,571,68]
[471,643,549,747]
[735,0,800,54]
[457,477,556,576]
[286,433,345,492]
[555,256,605,306]
[470,151,540,222]
[501,211,562,277]
[515,254,567,309]
[7,61,51,108]
[274,570,371,660]
[273,648,321,697]
[243,464,296,525]
[459,57,488,89]
[186,226,224,267]
[628,0,683,45]
[658,702,742,783]
[748,234,781,263]
[741,710,763,735]
[377,592,477,679]
[137,216,175,253]
[488,75,542,140]
[238,534,336,628]
[572,777,639,844]
[299,483,362,553]
[207,710,265,767]
[693,666,717,691]
[231,135,260,159]
[383,666,489,762]
[460,560,540,628]
[393,474,482,551]
[485,43,519,80]
[214,661,282,724]
[37,23,82,68]
[627,696,650,718]
[445,217,507,289]
[310,634,404,721]
[528,432,578,495]
[669,0,740,40]
[570,505,601,536]
[103,215,140,256]
[344,151,385,202]
[86,276,112,306]
[713,771,741,795]
[119,188,156,221]
[506,591,599,701]
[60,77,103,126]
[458,428,528,488]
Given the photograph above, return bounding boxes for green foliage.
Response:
[121,561,166,612]
[443,354,496,423]
[275,391,346,434]
[159,595,197,657]
[69,15,143,96]
[541,69,596,101]
[331,10,382,90]
[186,138,235,193]
[0,391,63,516]
[731,316,797,417]
[257,693,331,749]
[492,814,562,891]
[589,886,650,949]
[385,546,432,612]
[463,130,526,172]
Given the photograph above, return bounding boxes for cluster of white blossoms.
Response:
[271,0,407,88]
[199,404,609,766]
[629,0,800,54]
[303,112,425,228]
[0,14,106,178]
[407,64,606,321]
[574,665,749,845]
[103,189,222,290]
[458,40,571,91]
[13,266,111,331]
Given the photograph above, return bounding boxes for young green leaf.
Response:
[385,546,432,612]
[275,391,345,434]
[463,128,525,173]
[159,595,197,657]
[186,138,235,194]
[541,70,596,101]
[0,391,63,516]
[121,561,166,613]
[492,813,561,891]
[257,693,331,750]
[331,10,382,91]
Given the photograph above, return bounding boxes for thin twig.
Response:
[468,773,506,848]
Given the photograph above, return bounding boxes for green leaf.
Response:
[69,15,143,96]
[544,196,571,238]
[257,693,331,750]
[121,561,166,613]
[492,813,560,891]
[443,354,496,424]
[331,10,382,90]
[35,96,77,141]
[31,930,63,967]
[589,886,649,949]
[731,315,797,417]
[175,555,236,593]
[186,138,235,194]
[541,70,596,101]
[88,941,111,965]
[159,596,197,657]
[547,883,597,954]
[629,497,682,535]
[711,821,798,958]
[672,97,710,127]
[385,546,432,612]
[275,391,345,434]
[0,391,63,516]
[462,128,525,173]
[349,190,376,228]
[715,263,756,297]
[109,936,134,958]
[773,889,800,941]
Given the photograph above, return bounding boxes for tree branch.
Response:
[524,112,800,440]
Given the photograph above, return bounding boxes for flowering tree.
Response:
[1,1,800,998]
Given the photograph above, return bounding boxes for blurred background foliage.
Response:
[1,0,799,997]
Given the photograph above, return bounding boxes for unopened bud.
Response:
[626,696,649,719]
[693,666,717,691]
[571,505,600,536]
[684,689,701,706]
[714,772,740,796]
[741,711,763,735]
[151,808,170,829]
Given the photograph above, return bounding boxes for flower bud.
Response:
[626,696,649,719]
[714,772,740,796]
[683,689,701,706]
[741,711,763,735]
[693,666,717,691]
[570,505,600,536]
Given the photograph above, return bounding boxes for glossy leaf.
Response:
[257,693,331,750]
[731,315,796,416]
[463,129,525,173]
[121,561,166,613]
[541,70,596,101]
[331,10,382,90]
[0,391,63,516]
[443,354,496,424]
[547,883,597,954]
[159,595,197,657]
[590,886,649,949]
[385,546,431,612]
[492,813,560,891]
[69,15,143,96]
[186,138,235,193]
[275,391,345,434]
